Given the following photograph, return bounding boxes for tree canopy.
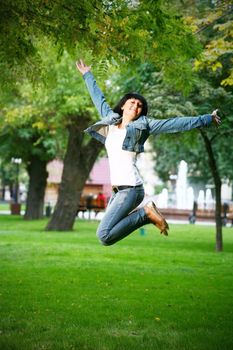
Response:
[0,0,203,92]
[1,0,232,239]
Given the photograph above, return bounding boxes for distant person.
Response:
[86,193,94,210]
[96,192,107,209]
[189,201,198,224]
[76,59,221,246]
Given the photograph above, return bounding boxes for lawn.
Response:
[0,202,26,212]
[0,216,233,350]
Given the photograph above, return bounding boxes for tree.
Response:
[42,50,106,230]
[0,46,106,227]
[0,0,202,91]
[148,79,233,252]
[0,103,59,219]
[108,0,233,252]
[136,1,233,252]
[1,1,213,230]
[182,0,233,252]
[0,159,24,201]
[45,115,103,231]
[0,43,71,219]
[192,0,233,87]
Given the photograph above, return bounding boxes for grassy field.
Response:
[0,202,26,211]
[0,216,233,350]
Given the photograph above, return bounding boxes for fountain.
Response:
[205,188,214,210]
[187,187,194,210]
[138,141,162,196]
[197,190,205,210]
[158,188,168,208]
[176,160,188,209]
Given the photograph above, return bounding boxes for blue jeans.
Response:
[96,186,149,245]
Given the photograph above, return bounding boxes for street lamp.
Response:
[11,158,22,204]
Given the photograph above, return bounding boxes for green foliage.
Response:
[0,159,19,185]
[0,0,202,92]
[128,1,233,187]
[0,65,64,163]
[0,158,27,191]
[0,94,61,165]
[148,74,233,184]
[0,44,114,170]
[1,0,231,206]
[191,0,233,87]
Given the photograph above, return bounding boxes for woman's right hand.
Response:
[211,109,221,127]
[76,59,91,75]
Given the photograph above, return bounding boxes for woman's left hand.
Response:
[211,109,221,127]
[76,59,91,75]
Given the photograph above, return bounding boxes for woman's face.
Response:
[121,98,143,120]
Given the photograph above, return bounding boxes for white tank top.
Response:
[105,125,143,186]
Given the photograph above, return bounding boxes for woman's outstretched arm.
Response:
[148,110,221,135]
[76,59,115,119]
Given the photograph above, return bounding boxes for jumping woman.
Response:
[76,59,220,246]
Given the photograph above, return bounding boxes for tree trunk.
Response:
[24,155,48,220]
[200,130,223,252]
[214,175,222,251]
[46,117,103,231]
[1,186,5,200]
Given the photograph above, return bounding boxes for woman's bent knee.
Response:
[96,230,113,246]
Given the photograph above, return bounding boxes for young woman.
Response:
[76,59,220,246]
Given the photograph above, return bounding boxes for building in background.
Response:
[45,158,112,206]
[44,145,232,213]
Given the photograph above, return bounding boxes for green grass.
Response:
[0,202,12,211]
[0,202,26,211]
[0,216,233,350]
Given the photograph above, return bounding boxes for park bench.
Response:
[77,196,106,219]
[160,207,233,225]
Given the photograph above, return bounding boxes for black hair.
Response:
[113,92,148,117]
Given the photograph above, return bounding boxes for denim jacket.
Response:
[83,72,212,153]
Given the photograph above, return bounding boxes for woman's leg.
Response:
[96,187,148,245]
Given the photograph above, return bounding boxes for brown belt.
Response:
[112,185,143,193]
